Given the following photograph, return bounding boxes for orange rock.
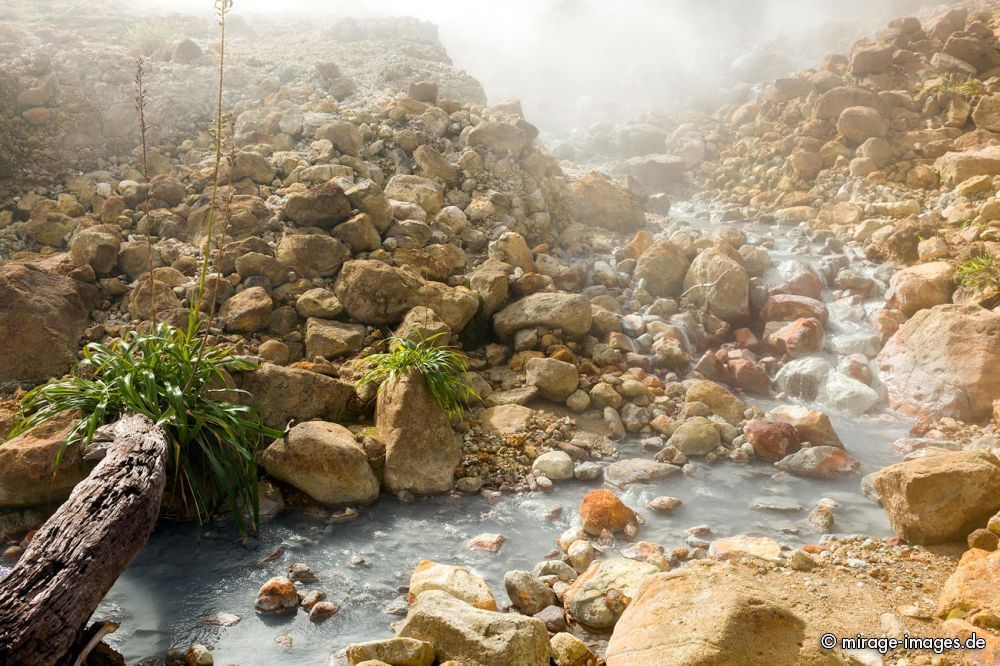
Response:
[579,489,636,536]
[942,618,1000,666]
[938,548,1000,627]
[621,229,653,261]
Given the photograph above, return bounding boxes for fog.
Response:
[124,0,946,135]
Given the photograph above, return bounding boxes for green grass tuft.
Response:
[954,254,1000,291]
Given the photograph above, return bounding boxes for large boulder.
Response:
[681,244,749,323]
[937,547,1000,629]
[336,260,424,325]
[872,451,1000,545]
[566,171,646,233]
[378,371,461,495]
[397,590,549,666]
[0,413,86,510]
[493,292,593,340]
[260,421,378,506]
[633,240,688,298]
[238,363,354,429]
[605,560,805,665]
[876,304,1000,421]
[563,558,659,631]
[346,638,435,666]
[0,263,90,383]
[625,155,685,190]
[886,262,954,316]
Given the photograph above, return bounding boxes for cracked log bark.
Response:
[0,414,168,666]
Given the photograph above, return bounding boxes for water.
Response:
[94,208,914,663]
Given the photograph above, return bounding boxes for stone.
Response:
[70,226,120,275]
[886,262,955,316]
[767,318,824,358]
[378,371,461,495]
[331,212,382,253]
[172,38,202,64]
[681,244,750,323]
[467,121,529,154]
[304,318,365,359]
[0,264,90,383]
[487,232,534,272]
[260,421,378,506]
[775,446,860,479]
[318,120,364,155]
[295,288,342,319]
[550,632,597,666]
[525,357,579,401]
[760,294,828,324]
[397,590,548,666]
[876,304,1000,421]
[625,154,686,190]
[633,240,688,298]
[230,151,275,184]
[408,561,497,610]
[972,94,1000,132]
[469,259,510,318]
[708,535,782,561]
[604,458,680,487]
[0,413,85,510]
[563,558,659,631]
[493,292,593,340]
[347,638,435,666]
[685,380,746,426]
[605,560,805,665]
[935,146,1000,186]
[837,106,888,146]
[668,417,721,457]
[283,182,352,228]
[386,175,444,215]
[255,576,298,614]
[566,171,646,233]
[239,363,353,430]
[767,405,842,448]
[850,43,894,75]
[532,451,574,481]
[504,570,557,616]
[937,547,1000,627]
[744,420,801,462]
[872,451,1000,545]
[580,489,636,535]
[335,260,424,325]
[479,404,533,434]
[219,287,272,333]
[647,496,682,513]
[275,232,350,279]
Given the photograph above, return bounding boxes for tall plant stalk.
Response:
[134,56,157,325]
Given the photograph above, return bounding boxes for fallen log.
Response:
[0,414,168,665]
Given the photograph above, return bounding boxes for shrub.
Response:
[358,334,479,416]
[954,254,1000,291]
[8,322,284,536]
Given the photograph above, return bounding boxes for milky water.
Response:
[90,208,913,664]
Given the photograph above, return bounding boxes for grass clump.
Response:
[8,322,284,536]
[954,254,1000,291]
[358,334,479,416]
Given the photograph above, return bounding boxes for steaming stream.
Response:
[93,204,913,664]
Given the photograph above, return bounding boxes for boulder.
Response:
[70,226,120,275]
[531,451,574,481]
[408,561,497,610]
[0,413,85,510]
[566,171,646,233]
[385,175,444,215]
[708,535,783,561]
[668,417,721,456]
[604,459,679,487]
[504,570,558,616]
[872,451,1000,545]
[318,120,364,155]
[347,638,434,666]
[605,560,805,665]
[684,380,746,426]
[767,318,824,358]
[580,489,635,535]
[487,232,534,272]
[378,371,461,495]
[260,421,378,506]
[625,155,686,190]
[972,94,1000,132]
[283,182,352,228]
[0,263,90,383]
[775,446,860,479]
[563,558,659,631]
[238,363,354,429]
[493,292,593,340]
[744,420,800,462]
[304,318,365,359]
[849,43,894,75]
[766,405,842,448]
[397,590,549,666]
[886,262,955,316]
[633,240,688,298]
[760,294,828,324]
[876,304,1000,421]
[935,146,1000,185]
[937,547,1000,628]
[479,404,534,435]
[331,212,382,253]
[525,357,579,401]
[255,576,298,614]
[813,86,878,119]
[681,244,749,323]
[295,288,343,319]
[467,122,529,154]
[837,106,888,145]
[275,232,350,279]
[335,260,424,325]
[218,286,272,333]
[469,259,510,318]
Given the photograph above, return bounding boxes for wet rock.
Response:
[767,405,842,448]
[606,560,805,665]
[681,244,749,323]
[505,570,557,616]
[767,317,823,358]
[493,292,593,340]
[743,420,801,462]
[347,637,435,666]
[886,262,955,316]
[872,451,1000,545]
[647,496,682,513]
[566,170,646,233]
[467,533,505,552]
[525,357,579,401]
[563,558,659,631]
[568,540,597,574]
[309,600,341,622]
[397,590,548,665]
[667,416,721,457]
[0,412,85,510]
[261,421,378,506]
[775,446,860,479]
[760,294,828,324]
[633,240,688,298]
[580,489,636,536]
[819,371,879,415]
[408,560,497,610]
[532,451,574,481]
[684,380,746,426]
[534,606,568,634]
[604,458,679,487]
[255,576,298,614]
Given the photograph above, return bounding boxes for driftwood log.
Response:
[0,414,168,666]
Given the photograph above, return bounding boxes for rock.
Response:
[398,591,549,666]
[605,560,805,665]
[744,420,801,462]
[0,413,85,510]
[505,570,557,616]
[876,305,1000,421]
[304,318,365,359]
[255,576,298,614]
[550,632,597,666]
[972,94,1000,132]
[774,356,832,401]
[525,357,579,401]
[309,600,341,622]
[566,390,591,412]
[239,363,353,430]
[633,240,688,298]
[172,38,202,64]
[318,120,364,155]
[493,292,593,340]
[533,561,578,582]
[566,171,646,233]
[567,540,597,574]
[488,232,534,272]
[185,643,213,666]
[937,547,1000,627]
[849,43,894,75]
[0,264,90,383]
[935,146,1000,185]
[580,489,636,535]
[219,287,272,333]
[283,182,352,228]
[760,294,828,324]
[296,288,343,319]
[604,458,680,487]
[347,637,435,666]
[668,417,721,457]
[275,232,350,279]
[408,561,497,610]
[647,496,682,513]
[335,260,424,325]
[230,151,275,184]
[625,155,686,190]
[685,380,746,426]
[872,451,1000,545]
[837,106,888,146]
[532,451,574,481]
[681,244,750,323]
[767,318,824,358]
[563,558,659,631]
[260,421,378,506]
[378,371,461,495]
[767,405,842,448]
[886,262,955,316]
[467,121,529,154]
[386,175,444,215]
[469,259,510,318]
[819,371,879,415]
[346,180,393,232]
[775,446,860,479]
[707,535,782,561]
[70,226,120,275]
[479,404,533,434]
[331,212,382,253]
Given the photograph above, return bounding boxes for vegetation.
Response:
[358,335,479,416]
[933,74,987,98]
[955,254,1000,291]
[9,323,284,536]
[127,19,173,56]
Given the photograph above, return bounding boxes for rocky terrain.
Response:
[1,1,1000,665]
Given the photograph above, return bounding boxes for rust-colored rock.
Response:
[579,489,636,536]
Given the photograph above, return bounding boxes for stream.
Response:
[95,203,914,664]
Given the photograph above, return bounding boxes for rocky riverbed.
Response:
[1,1,1000,665]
